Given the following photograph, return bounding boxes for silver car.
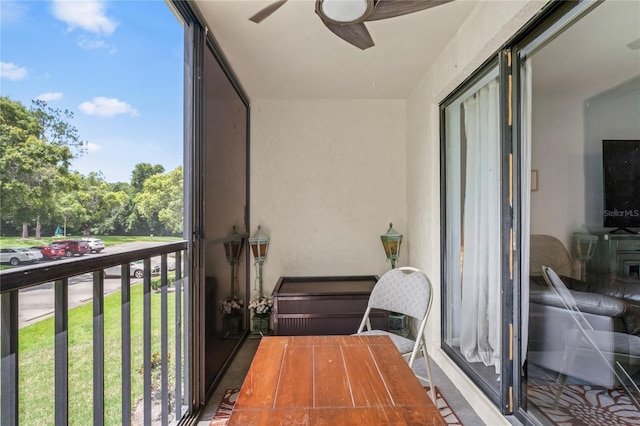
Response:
[0,247,43,266]
[82,238,105,253]
[103,261,160,279]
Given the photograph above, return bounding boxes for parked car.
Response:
[0,247,42,265]
[54,240,91,257]
[82,238,105,253]
[31,245,65,260]
[104,261,160,279]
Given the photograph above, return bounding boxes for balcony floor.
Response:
[196,338,491,425]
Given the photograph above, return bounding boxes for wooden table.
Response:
[228,335,445,425]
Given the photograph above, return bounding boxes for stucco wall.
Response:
[250,100,407,297]
[406,0,547,423]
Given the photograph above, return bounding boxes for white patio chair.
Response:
[355,266,436,402]
[541,265,640,409]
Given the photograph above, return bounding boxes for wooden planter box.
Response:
[272,275,388,336]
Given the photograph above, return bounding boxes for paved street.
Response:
[13,241,177,328]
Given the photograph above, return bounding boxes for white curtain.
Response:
[521,59,532,364]
[459,78,502,373]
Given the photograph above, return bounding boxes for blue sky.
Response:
[1,0,184,183]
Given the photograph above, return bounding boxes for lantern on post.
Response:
[380,223,403,269]
[223,226,244,297]
[249,225,270,298]
[572,230,598,281]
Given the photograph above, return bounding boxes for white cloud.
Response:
[0,62,27,81]
[79,97,139,117]
[35,92,63,102]
[77,36,116,54]
[51,0,117,36]
[86,142,102,152]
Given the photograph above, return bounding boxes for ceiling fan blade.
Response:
[366,0,453,21]
[322,21,374,50]
[249,0,288,23]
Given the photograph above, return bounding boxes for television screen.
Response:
[602,139,640,231]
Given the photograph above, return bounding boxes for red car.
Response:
[32,245,65,260]
[53,240,91,257]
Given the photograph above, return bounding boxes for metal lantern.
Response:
[381,223,403,269]
[572,231,598,281]
[224,226,244,265]
[249,225,270,297]
[223,226,244,297]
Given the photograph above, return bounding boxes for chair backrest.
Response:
[541,265,593,331]
[531,235,573,277]
[368,267,432,320]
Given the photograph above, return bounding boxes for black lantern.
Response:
[223,226,244,297]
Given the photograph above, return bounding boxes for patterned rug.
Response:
[527,384,640,426]
[210,386,463,425]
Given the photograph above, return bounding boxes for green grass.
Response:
[18,283,180,425]
[0,235,181,249]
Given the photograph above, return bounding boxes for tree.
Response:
[52,172,127,236]
[0,97,83,238]
[136,167,183,235]
[130,163,165,192]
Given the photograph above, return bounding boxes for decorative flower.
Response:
[248,296,273,316]
[220,296,244,315]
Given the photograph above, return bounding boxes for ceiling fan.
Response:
[249,0,453,50]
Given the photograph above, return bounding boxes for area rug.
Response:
[209,386,463,425]
[527,384,640,426]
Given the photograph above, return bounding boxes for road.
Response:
[14,242,177,329]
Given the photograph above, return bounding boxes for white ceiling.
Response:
[193,0,478,100]
[192,1,640,102]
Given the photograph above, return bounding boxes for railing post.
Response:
[175,250,183,419]
[1,290,19,426]
[121,263,132,426]
[93,270,105,426]
[143,258,152,425]
[161,255,168,425]
[55,279,69,426]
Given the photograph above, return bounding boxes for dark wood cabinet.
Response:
[588,233,640,279]
[272,275,388,336]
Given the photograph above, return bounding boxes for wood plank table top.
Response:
[228,335,446,425]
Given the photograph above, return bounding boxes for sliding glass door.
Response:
[441,61,509,407]
[442,0,640,423]
[514,1,640,424]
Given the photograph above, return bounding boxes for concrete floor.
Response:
[196,337,487,425]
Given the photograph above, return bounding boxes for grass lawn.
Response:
[0,235,181,249]
[18,282,180,425]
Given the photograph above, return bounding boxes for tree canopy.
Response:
[0,96,183,238]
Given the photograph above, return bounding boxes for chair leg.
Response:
[422,346,436,403]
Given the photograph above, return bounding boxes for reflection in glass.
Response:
[522,1,640,423]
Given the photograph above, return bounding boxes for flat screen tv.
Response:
[602,139,640,233]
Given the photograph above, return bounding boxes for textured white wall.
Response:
[405,1,546,424]
[250,100,407,297]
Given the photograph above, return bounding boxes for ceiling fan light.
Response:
[317,0,373,24]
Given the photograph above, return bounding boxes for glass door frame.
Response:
[438,0,591,419]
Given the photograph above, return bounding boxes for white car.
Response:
[104,261,160,279]
[82,238,105,253]
[0,247,43,265]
